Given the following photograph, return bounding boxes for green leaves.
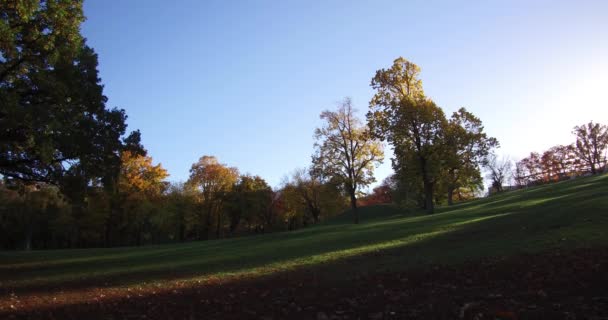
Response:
[0,2,139,195]
[369,57,497,211]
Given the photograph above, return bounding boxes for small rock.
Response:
[537,289,547,298]
[459,302,481,319]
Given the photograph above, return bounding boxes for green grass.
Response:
[1,173,607,291]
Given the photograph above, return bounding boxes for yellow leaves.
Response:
[118,151,169,197]
[187,156,239,196]
[313,98,384,190]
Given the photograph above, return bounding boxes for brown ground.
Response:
[1,247,607,320]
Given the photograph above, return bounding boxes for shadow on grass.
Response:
[0,174,606,302]
[0,210,514,297]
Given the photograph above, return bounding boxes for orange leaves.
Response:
[187,156,238,198]
[118,151,169,198]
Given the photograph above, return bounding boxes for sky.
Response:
[81,0,608,189]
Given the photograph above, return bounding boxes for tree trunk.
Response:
[202,202,212,240]
[419,157,434,213]
[447,187,454,206]
[349,191,359,224]
[178,211,185,242]
[201,213,209,240]
[423,181,434,214]
[312,207,320,224]
[136,226,142,246]
[24,225,33,251]
[104,219,111,247]
[307,200,320,224]
[215,209,221,239]
[229,213,240,236]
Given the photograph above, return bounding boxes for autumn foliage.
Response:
[513,122,608,188]
[358,185,392,207]
[1,0,607,249]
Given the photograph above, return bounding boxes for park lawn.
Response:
[0,173,606,302]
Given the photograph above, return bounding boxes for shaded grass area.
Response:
[1,174,607,294]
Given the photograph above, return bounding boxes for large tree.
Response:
[115,151,168,245]
[282,168,345,225]
[540,145,576,181]
[291,168,323,224]
[163,182,197,242]
[225,174,272,235]
[187,156,239,239]
[313,98,383,224]
[368,57,446,213]
[118,151,168,198]
[521,152,542,182]
[443,108,498,205]
[572,121,608,174]
[485,154,512,193]
[0,0,84,84]
[0,1,140,197]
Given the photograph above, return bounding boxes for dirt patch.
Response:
[1,247,607,319]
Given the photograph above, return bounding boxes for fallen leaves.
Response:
[0,247,607,319]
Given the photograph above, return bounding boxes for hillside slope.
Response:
[1,173,607,318]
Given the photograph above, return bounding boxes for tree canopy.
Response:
[1,8,605,252]
[313,98,383,223]
[0,1,139,196]
[573,121,608,174]
[368,57,497,213]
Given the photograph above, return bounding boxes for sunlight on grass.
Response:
[0,174,606,314]
[1,212,512,290]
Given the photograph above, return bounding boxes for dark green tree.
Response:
[443,108,498,205]
[1,1,140,197]
[368,58,448,213]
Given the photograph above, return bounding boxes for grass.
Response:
[1,173,607,292]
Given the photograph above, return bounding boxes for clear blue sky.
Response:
[81,0,608,189]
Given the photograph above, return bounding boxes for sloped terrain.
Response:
[1,174,607,319]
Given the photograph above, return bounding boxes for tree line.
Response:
[486,121,608,193]
[0,149,350,249]
[2,2,606,250]
[0,1,500,248]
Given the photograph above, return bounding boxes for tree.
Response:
[540,146,572,182]
[118,151,168,198]
[281,168,346,226]
[368,57,446,213]
[277,183,305,230]
[486,154,512,193]
[0,1,84,84]
[443,108,498,205]
[291,168,323,223]
[163,182,197,242]
[115,151,168,245]
[187,156,238,239]
[225,174,272,235]
[313,98,383,224]
[359,183,393,207]
[0,182,68,250]
[573,121,608,174]
[521,152,542,183]
[514,160,529,188]
[540,144,576,181]
[0,1,140,201]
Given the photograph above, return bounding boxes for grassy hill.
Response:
[1,173,606,295]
